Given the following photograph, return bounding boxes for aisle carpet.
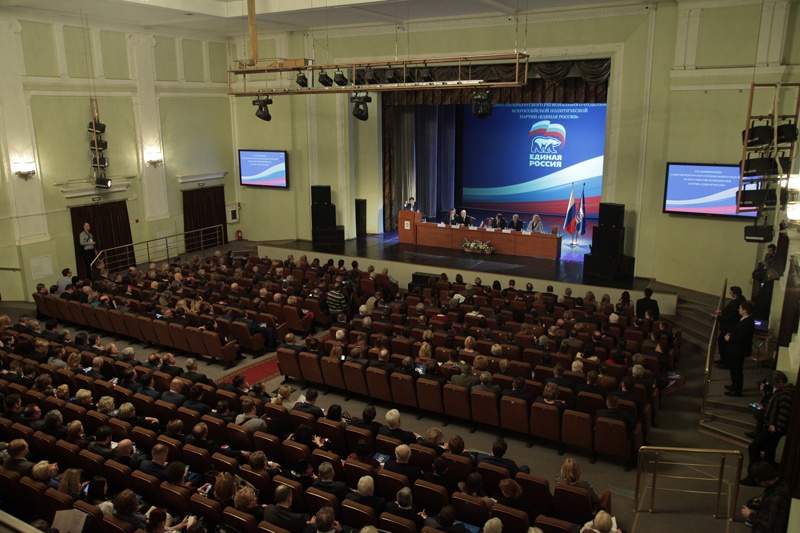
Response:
[215,356,280,385]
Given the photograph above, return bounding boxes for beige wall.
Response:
[1,1,798,301]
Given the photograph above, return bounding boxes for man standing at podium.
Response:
[404,197,418,211]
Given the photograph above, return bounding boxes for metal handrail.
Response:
[92,224,225,273]
[700,278,728,421]
[634,446,744,522]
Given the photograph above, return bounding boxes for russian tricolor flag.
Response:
[563,186,576,235]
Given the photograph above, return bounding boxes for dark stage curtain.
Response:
[382,61,610,230]
[69,200,134,279]
[182,186,228,253]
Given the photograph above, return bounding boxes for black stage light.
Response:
[421,68,434,82]
[365,67,378,84]
[318,70,333,86]
[88,121,106,134]
[252,96,273,122]
[90,139,108,151]
[350,93,372,121]
[472,90,493,119]
[296,72,308,87]
[334,70,348,86]
[95,173,111,188]
[92,155,109,169]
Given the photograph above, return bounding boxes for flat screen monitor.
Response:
[238,149,289,189]
[662,162,756,218]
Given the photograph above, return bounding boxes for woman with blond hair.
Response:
[557,457,610,511]
[422,427,446,455]
[58,467,86,500]
[581,510,621,533]
[234,486,263,521]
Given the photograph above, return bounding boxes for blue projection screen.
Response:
[238,150,289,188]
[460,103,607,216]
[663,162,755,218]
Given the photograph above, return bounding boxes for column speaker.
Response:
[591,226,625,257]
[599,203,625,228]
[312,204,337,229]
[311,185,332,205]
[583,254,635,282]
[355,199,367,238]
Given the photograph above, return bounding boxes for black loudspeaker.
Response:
[412,272,439,286]
[599,203,625,228]
[583,254,635,282]
[312,225,345,249]
[312,204,337,229]
[311,185,332,205]
[355,199,367,239]
[592,226,625,257]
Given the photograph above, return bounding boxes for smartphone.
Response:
[749,403,764,411]
[110,377,119,385]
[82,484,89,494]
[340,355,346,362]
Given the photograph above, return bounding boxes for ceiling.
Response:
[0,0,656,36]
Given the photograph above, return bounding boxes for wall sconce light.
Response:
[12,161,36,179]
[145,150,164,167]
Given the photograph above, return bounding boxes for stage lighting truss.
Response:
[228,52,528,97]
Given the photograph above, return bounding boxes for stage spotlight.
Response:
[334,70,348,86]
[471,90,493,119]
[90,139,108,151]
[350,93,372,122]
[88,121,106,134]
[95,173,111,188]
[296,72,308,87]
[318,70,333,87]
[364,67,378,84]
[385,68,401,83]
[91,155,109,169]
[252,96,273,122]
[421,67,434,82]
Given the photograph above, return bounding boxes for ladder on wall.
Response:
[737,83,800,224]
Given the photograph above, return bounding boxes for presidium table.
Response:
[398,211,562,260]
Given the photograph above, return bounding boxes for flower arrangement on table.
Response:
[462,238,494,254]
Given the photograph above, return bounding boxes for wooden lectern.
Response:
[398,211,422,243]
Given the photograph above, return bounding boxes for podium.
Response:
[398,211,421,244]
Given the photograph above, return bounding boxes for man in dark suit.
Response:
[446,208,460,225]
[502,376,534,406]
[87,426,117,460]
[85,357,106,381]
[183,358,214,386]
[312,461,352,501]
[616,377,644,418]
[450,364,479,390]
[3,439,35,476]
[10,314,33,335]
[636,288,660,321]
[368,349,395,373]
[159,353,183,377]
[349,405,384,436]
[724,301,756,397]
[475,437,530,476]
[182,385,213,415]
[39,319,60,342]
[186,421,247,461]
[418,360,448,385]
[595,393,635,434]
[472,371,502,396]
[403,197,418,212]
[378,409,419,445]
[280,333,304,354]
[383,445,422,484]
[263,484,310,532]
[385,487,425,531]
[458,209,473,226]
[576,370,607,398]
[509,214,524,231]
[292,388,324,419]
[419,456,460,496]
[713,285,746,369]
[545,363,574,391]
[139,444,169,481]
[160,378,187,407]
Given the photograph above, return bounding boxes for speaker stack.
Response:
[311,185,345,249]
[583,202,635,282]
[355,199,367,239]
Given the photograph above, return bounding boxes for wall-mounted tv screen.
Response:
[238,150,289,189]
[663,162,756,218]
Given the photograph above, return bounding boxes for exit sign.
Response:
[92,196,101,202]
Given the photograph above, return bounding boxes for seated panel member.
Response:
[509,214,524,231]
[459,209,473,226]
[529,214,544,233]
[448,208,461,225]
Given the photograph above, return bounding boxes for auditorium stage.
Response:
[258,230,648,292]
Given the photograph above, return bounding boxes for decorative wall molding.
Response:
[60,182,130,198]
[176,171,226,184]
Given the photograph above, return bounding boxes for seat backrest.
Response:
[341,499,377,528]
[553,484,594,525]
[342,362,369,396]
[490,504,530,533]
[102,459,133,495]
[441,452,474,482]
[379,512,418,533]
[500,396,529,434]
[534,514,579,533]
[316,418,347,456]
[102,512,136,533]
[408,444,437,472]
[305,486,341,520]
[470,389,499,427]
[476,462,510,496]
[310,449,345,482]
[281,439,311,467]
[416,379,444,414]
[376,468,409,502]
[593,417,630,460]
[366,367,393,403]
[345,425,374,452]
[222,506,258,533]
[131,470,163,506]
[451,491,489,526]
[289,409,317,433]
[561,409,593,453]
[390,373,418,409]
[515,472,553,517]
[160,481,192,516]
[412,479,449,516]
[343,458,376,489]
[529,402,562,444]
[271,475,306,513]
[443,384,471,421]
[298,352,324,386]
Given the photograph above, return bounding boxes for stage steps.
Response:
[648,280,718,352]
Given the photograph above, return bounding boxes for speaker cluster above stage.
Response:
[311,185,344,249]
[583,202,635,283]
